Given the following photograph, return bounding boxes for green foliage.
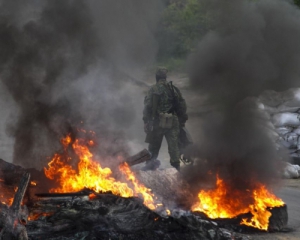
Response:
[157,57,186,72]
[156,0,210,66]
[156,0,300,71]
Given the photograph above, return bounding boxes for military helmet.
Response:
[156,67,168,80]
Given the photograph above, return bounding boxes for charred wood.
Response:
[0,172,30,240]
[0,159,285,239]
[124,149,151,167]
[25,194,247,240]
[194,205,288,233]
[268,205,288,232]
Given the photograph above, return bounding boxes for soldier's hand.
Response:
[144,123,149,133]
[144,121,154,133]
[148,120,154,132]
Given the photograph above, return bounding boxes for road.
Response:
[251,179,300,240]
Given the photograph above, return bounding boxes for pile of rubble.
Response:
[0,158,255,240]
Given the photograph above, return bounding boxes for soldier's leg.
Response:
[165,117,180,170]
[142,130,164,170]
[148,129,164,160]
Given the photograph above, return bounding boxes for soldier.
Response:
[143,67,188,171]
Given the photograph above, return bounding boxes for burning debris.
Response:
[0,128,289,239]
[0,159,252,240]
[0,172,30,240]
[25,192,247,240]
[43,132,159,210]
[191,175,285,231]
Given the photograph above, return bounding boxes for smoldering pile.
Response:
[0,158,252,240]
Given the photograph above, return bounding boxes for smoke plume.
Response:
[183,0,300,194]
[0,0,163,169]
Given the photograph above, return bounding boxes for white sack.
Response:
[279,133,298,149]
[283,162,300,179]
[277,104,300,113]
[277,88,300,107]
[272,113,300,127]
[283,132,299,143]
[259,90,285,107]
[293,127,300,135]
[276,126,294,136]
[259,88,300,107]
[262,105,279,114]
[290,153,300,158]
[261,103,300,115]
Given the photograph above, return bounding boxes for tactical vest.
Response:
[151,80,179,118]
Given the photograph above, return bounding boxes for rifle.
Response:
[145,91,159,143]
[168,81,179,114]
[168,82,194,165]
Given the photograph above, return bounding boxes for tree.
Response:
[156,0,210,66]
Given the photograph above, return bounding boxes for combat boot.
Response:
[171,162,180,172]
[141,159,160,171]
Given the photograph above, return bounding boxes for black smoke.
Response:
[182,0,300,195]
[0,0,163,169]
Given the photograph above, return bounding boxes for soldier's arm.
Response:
[174,86,188,125]
[143,87,154,123]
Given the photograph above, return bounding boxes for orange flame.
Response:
[30,181,37,186]
[119,162,156,210]
[28,212,54,221]
[0,193,13,206]
[192,175,284,230]
[44,133,158,210]
[166,209,171,215]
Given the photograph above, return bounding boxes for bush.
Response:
[156,0,210,62]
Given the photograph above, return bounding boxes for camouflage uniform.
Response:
[143,67,188,170]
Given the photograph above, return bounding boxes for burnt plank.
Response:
[0,172,30,240]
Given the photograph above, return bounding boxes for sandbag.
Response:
[272,113,300,127]
[290,153,300,158]
[261,104,279,114]
[279,140,296,149]
[293,127,300,135]
[283,162,300,179]
[261,104,300,115]
[259,88,300,107]
[276,126,294,136]
[283,132,299,143]
[259,90,285,107]
[277,104,300,113]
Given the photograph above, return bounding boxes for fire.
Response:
[28,212,54,221]
[119,162,156,210]
[166,209,171,215]
[0,193,13,206]
[30,181,37,186]
[44,132,158,210]
[88,193,97,200]
[192,175,284,230]
[1,198,13,206]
